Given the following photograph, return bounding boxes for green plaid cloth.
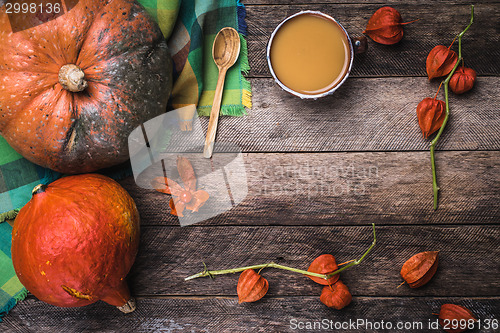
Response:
[156,0,252,116]
[0,136,60,222]
[0,137,59,321]
[0,0,251,320]
[0,222,27,321]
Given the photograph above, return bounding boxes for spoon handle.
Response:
[203,67,227,158]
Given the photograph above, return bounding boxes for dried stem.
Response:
[185,224,376,281]
[430,5,473,210]
[433,81,444,100]
[338,259,355,266]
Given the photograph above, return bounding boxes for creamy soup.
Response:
[270,13,350,95]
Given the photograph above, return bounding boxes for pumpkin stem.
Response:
[117,297,137,314]
[32,184,47,196]
[59,64,88,92]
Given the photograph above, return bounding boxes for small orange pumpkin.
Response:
[11,174,140,312]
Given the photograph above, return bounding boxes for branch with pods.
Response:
[363,5,476,210]
[185,224,376,308]
[419,5,475,210]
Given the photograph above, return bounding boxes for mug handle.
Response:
[351,36,368,54]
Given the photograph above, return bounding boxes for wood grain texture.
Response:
[3,296,498,333]
[121,151,500,226]
[124,225,500,297]
[245,3,500,77]
[203,78,500,152]
[2,2,498,331]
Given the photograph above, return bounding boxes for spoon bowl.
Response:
[203,27,241,158]
[213,27,241,69]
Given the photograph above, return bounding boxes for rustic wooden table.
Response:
[2,0,499,332]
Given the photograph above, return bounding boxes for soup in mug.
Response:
[269,13,351,96]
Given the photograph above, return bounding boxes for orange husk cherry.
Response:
[306,254,340,285]
[427,45,458,80]
[400,251,439,288]
[319,280,352,310]
[152,156,209,217]
[439,304,478,333]
[237,269,269,303]
[363,6,417,45]
[449,66,476,94]
[416,97,446,139]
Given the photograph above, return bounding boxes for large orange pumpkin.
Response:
[0,0,172,173]
[11,174,140,312]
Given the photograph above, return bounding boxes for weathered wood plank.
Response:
[207,78,500,152]
[126,225,499,297]
[3,296,498,333]
[120,151,500,226]
[1,2,497,332]
[244,4,500,77]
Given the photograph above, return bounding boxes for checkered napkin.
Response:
[0,136,60,223]
[0,222,27,321]
[0,0,251,320]
[0,136,58,321]
[143,0,252,115]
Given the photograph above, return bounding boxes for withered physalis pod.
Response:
[400,251,439,288]
[237,269,269,303]
[319,280,352,310]
[307,254,340,286]
[439,304,478,333]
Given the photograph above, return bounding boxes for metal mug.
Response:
[267,11,366,99]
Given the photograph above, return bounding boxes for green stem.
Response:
[185,224,376,281]
[430,5,473,210]
[457,5,474,59]
[326,223,376,278]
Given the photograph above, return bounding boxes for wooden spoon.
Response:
[203,27,240,158]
